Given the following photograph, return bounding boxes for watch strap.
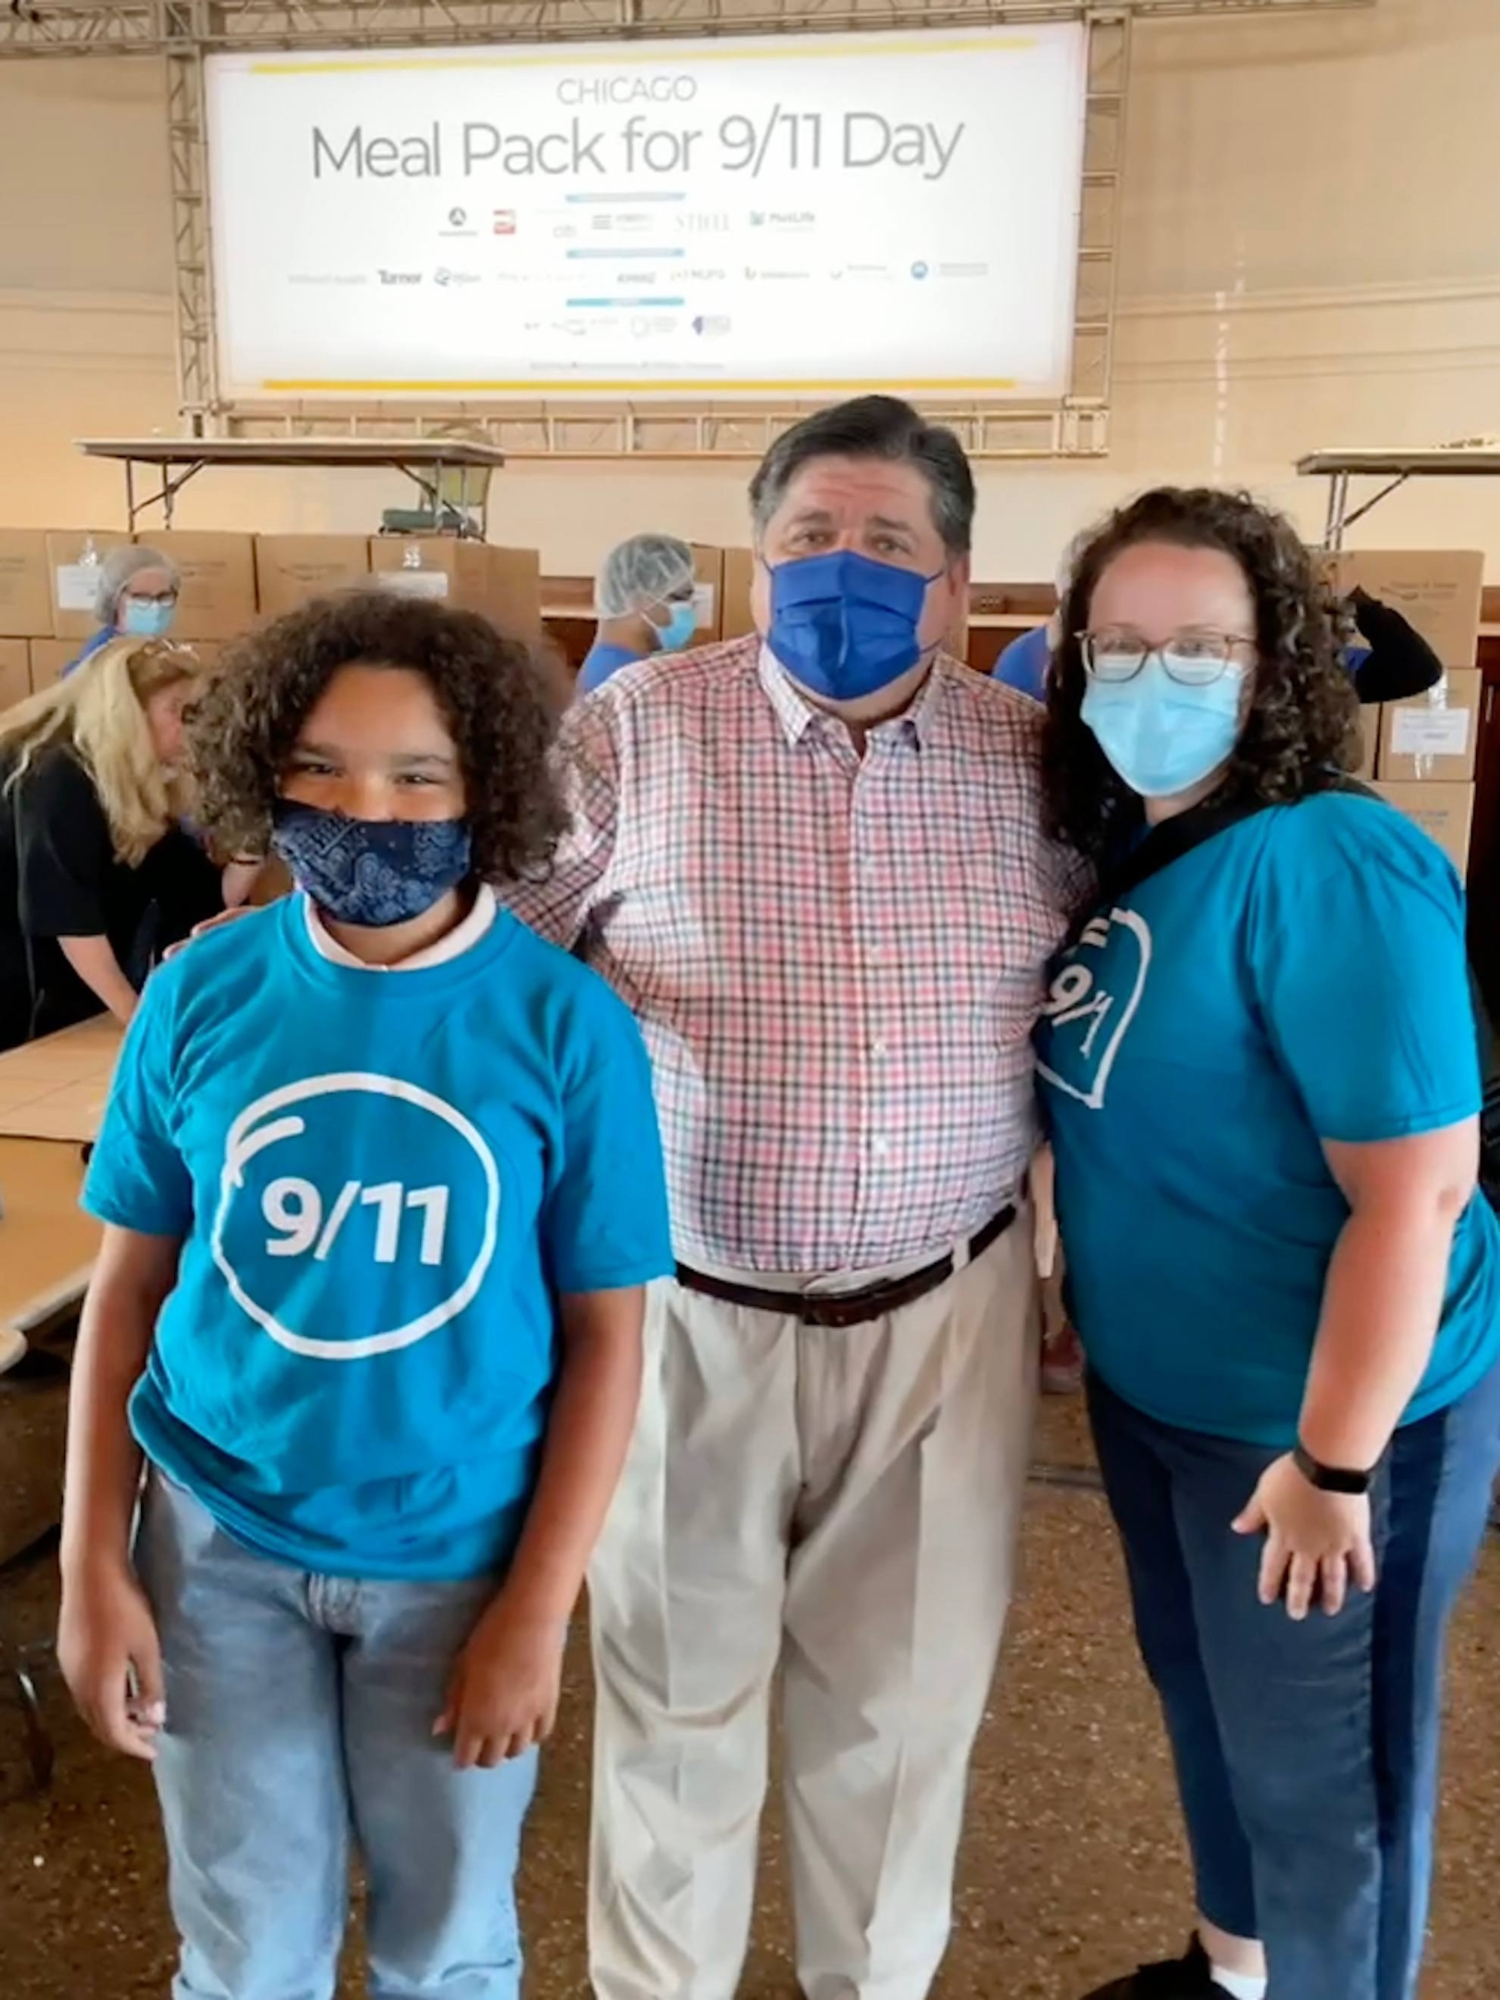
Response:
[1293,1441,1373,1495]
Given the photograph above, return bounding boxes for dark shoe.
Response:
[1082,1936,1234,1999]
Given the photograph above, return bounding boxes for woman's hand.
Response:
[433,1595,567,1770]
[163,904,256,961]
[57,1559,166,1761]
[1232,1452,1376,1619]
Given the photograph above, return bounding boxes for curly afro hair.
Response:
[187,591,566,882]
[1041,487,1361,877]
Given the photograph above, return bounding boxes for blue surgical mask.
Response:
[1081,658,1245,800]
[767,550,941,702]
[120,598,176,639]
[271,800,472,928]
[652,600,699,653]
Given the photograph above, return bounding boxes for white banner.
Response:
[206,27,1088,401]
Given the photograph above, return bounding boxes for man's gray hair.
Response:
[95,544,180,623]
[749,396,976,557]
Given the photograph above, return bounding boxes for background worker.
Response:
[577,533,700,696]
[66,546,182,675]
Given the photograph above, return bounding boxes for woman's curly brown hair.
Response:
[186,592,567,881]
[1043,487,1361,870]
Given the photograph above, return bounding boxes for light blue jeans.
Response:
[134,1471,539,2000]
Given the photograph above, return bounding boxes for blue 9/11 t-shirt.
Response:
[84,895,674,1580]
[1036,791,1500,1446]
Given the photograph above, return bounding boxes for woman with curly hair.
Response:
[1034,489,1500,2000]
[57,592,673,2000]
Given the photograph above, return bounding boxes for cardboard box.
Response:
[1327,549,1484,671]
[45,530,131,641]
[689,544,725,642]
[1373,780,1475,873]
[721,547,756,641]
[29,637,77,685]
[0,637,30,709]
[0,530,53,637]
[255,536,372,620]
[369,539,542,643]
[1376,668,1481,783]
[143,532,258,641]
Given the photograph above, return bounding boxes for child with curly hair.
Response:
[58,593,673,2000]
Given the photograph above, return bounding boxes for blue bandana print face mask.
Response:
[271,800,473,928]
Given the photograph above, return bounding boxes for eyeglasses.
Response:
[1079,631,1257,688]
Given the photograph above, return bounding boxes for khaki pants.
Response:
[587,1222,1039,2000]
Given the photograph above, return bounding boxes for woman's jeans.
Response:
[135,1472,539,2000]
[1087,1360,1500,2000]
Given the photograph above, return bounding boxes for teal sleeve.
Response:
[82,971,193,1238]
[1254,801,1481,1145]
[543,1002,673,1293]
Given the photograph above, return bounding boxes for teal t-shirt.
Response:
[1036,791,1500,1445]
[85,896,673,1579]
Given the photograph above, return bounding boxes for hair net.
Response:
[95,544,181,623]
[595,534,696,620]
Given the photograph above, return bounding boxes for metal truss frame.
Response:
[0,0,1374,460]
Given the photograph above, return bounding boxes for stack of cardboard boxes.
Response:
[0,530,543,703]
[1330,550,1486,874]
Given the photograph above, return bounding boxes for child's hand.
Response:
[57,1560,166,1762]
[434,1595,567,1769]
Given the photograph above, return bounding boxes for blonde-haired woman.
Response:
[1,637,243,1051]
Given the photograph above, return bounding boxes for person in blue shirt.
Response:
[992,535,1090,704]
[65,544,181,675]
[57,592,674,2000]
[1033,487,1500,2000]
[577,532,699,696]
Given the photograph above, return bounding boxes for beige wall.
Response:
[2,0,1499,580]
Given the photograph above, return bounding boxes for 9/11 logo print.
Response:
[210,1073,500,1361]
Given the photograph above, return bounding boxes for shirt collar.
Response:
[302,881,498,971]
[756,644,946,751]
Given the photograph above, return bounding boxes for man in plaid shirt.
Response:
[509,397,1078,2000]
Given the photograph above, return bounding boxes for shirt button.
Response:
[872,1039,888,1057]
[873,1137,891,1158]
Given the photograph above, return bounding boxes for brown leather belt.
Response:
[675,1204,1017,1330]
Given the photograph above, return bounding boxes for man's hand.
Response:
[1232,1452,1376,1620]
[433,1595,567,1769]
[163,905,256,961]
[57,1560,166,1761]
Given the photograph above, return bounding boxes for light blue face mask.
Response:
[651,599,699,653]
[120,597,176,639]
[1081,656,1246,800]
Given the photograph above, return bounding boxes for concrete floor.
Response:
[2,1351,1496,2000]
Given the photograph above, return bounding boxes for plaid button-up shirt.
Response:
[506,636,1079,1275]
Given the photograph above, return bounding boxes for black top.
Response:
[1,742,223,1052]
[1347,588,1445,705]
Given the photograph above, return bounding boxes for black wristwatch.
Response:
[1293,1441,1373,1495]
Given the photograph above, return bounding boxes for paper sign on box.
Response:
[54,563,100,614]
[377,569,451,600]
[1390,708,1472,759]
[1376,668,1481,782]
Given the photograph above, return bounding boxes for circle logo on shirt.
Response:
[210,1072,500,1361]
